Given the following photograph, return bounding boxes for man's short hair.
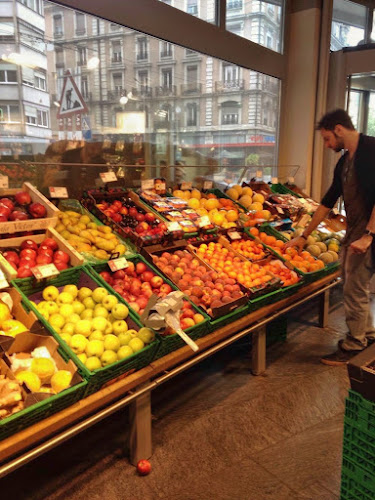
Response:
[316,109,355,131]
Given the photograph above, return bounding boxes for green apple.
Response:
[77,352,87,364]
[85,356,102,370]
[112,320,128,336]
[78,287,92,301]
[104,321,113,335]
[42,286,59,301]
[129,337,145,353]
[92,316,107,332]
[118,331,135,346]
[72,301,85,315]
[59,304,74,319]
[57,292,74,305]
[102,295,118,311]
[93,305,108,319]
[117,345,134,360]
[60,332,72,345]
[63,284,78,299]
[100,350,117,366]
[70,334,88,354]
[92,287,108,304]
[62,322,75,335]
[112,303,129,320]
[80,309,93,320]
[83,297,96,310]
[74,319,92,337]
[45,301,59,315]
[136,327,155,345]
[103,334,121,352]
[49,313,65,329]
[86,339,104,357]
[89,330,104,341]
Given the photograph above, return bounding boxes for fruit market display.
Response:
[54,210,127,261]
[1,237,72,278]
[152,249,246,313]
[0,373,24,419]
[0,300,28,338]
[261,260,300,287]
[281,227,342,263]
[33,284,154,370]
[97,261,205,332]
[228,237,268,261]
[225,184,268,213]
[0,190,47,222]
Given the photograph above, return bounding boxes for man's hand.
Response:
[284,236,306,251]
[350,235,373,254]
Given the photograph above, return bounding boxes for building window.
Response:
[186,103,198,126]
[227,0,243,10]
[21,0,42,13]
[37,109,48,127]
[187,0,198,16]
[137,37,148,61]
[53,14,63,37]
[0,69,17,83]
[34,73,46,90]
[77,47,87,66]
[112,41,122,62]
[160,41,172,58]
[75,12,86,35]
[81,76,89,99]
[110,23,120,31]
[186,48,196,56]
[221,101,239,125]
[113,73,123,94]
[56,49,64,68]
[138,70,149,93]
[161,68,173,88]
[0,104,20,122]
[331,0,367,50]
[25,106,37,125]
[266,35,272,49]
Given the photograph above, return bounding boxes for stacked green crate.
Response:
[341,389,375,500]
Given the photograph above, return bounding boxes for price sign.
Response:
[271,177,278,185]
[32,264,60,280]
[198,215,210,228]
[0,270,9,290]
[181,181,192,190]
[276,206,285,214]
[49,187,68,199]
[256,170,262,179]
[141,179,155,190]
[167,221,181,232]
[203,180,213,190]
[108,257,128,272]
[154,180,166,191]
[100,171,117,183]
[288,176,295,183]
[0,176,9,189]
[228,231,242,240]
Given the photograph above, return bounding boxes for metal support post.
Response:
[318,289,330,328]
[129,384,152,465]
[251,325,267,375]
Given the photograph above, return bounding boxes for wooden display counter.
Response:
[0,271,340,477]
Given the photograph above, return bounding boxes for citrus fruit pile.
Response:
[228,238,267,261]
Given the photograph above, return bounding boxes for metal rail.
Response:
[0,278,340,478]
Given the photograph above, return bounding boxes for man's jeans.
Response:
[341,245,375,351]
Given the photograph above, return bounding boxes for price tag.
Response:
[0,270,9,290]
[203,180,213,190]
[271,177,278,184]
[108,257,128,272]
[154,181,166,191]
[198,215,210,228]
[181,181,192,190]
[49,187,68,199]
[0,176,9,189]
[100,171,117,183]
[141,179,155,190]
[167,221,181,232]
[276,206,285,214]
[32,263,60,280]
[288,176,295,183]
[228,231,242,240]
[256,170,262,179]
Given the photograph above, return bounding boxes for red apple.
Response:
[41,238,59,251]
[53,250,70,263]
[36,254,52,265]
[21,239,38,251]
[129,207,138,217]
[128,301,140,313]
[0,198,14,212]
[17,267,33,278]
[29,203,46,219]
[135,213,145,222]
[135,262,147,275]
[112,285,123,294]
[0,204,11,217]
[119,207,128,215]
[3,251,19,265]
[112,270,125,280]
[38,245,54,258]
[160,283,172,295]
[111,213,122,223]
[18,255,35,265]
[15,191,31,206]
[54,260,68,271]
[141,271,154,282]
[130,283,142,296]
[0,214,8,222]
[99,271,112,283]
[18,260,33,269]
[9,211,29,221]
[136,297,149,309]
[136,459,151,476]
[112,200,122,210]
[145,213,156,223]
[20,248,37,260]
[150,276,164,288]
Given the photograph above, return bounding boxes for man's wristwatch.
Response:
[364,229,375,237]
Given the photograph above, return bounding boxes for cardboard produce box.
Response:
[347,344,375,403]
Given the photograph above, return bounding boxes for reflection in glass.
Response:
[331,0,367,51]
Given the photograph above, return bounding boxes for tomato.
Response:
[136,459,151,476]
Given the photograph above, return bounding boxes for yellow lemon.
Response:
[188,198,200,209]
[51,370,73,393]
[31,358,55,384]
[16,371,41,392]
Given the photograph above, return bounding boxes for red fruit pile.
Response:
[153,250,245,313]
[0,192,47,222]
[99,261,205,330]
[3,238,70,278]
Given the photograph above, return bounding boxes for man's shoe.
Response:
[320,347,360,366]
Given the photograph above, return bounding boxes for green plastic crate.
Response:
[345,406,375,436]
[0,378,87,441]
[86,256,212,360]
[342,456,375,494]
[209,303,250,330]
[11,265,160,396]
[248,287,283,311]
[344,420,375,449]
[348,389,375,415]
[270,183,303,198]
[266,316,288,347]
[343,440,375,477]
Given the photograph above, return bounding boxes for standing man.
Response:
[286,109,375,365]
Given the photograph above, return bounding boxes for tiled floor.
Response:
[2,286,353,500]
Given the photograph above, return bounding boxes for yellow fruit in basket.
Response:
[320,252,334,264]
[95,250,109,260]
[238,195,253,208]
[196,208,208,216]
[56,223,65,233]
[0,303,11,325]
[226,188,239,200]
[261,210,271,221]
[188,198,200,209]
[2,320,28,337]
[182,190,191,200]
[87,222,97,230]
[252,193,265,204]
[16,371,41,392]
[173,189,184,198]
[98,225,112,234]
[191,189,201,200]
[51,370,73,393]
[31,358,55,384]
[199,198,207,208]
[242,187,253,197]
[226,210,239,222]
[205,198,219,211]
[249,202,263,211]
[80,215,91,225]
[232,185,243,194]
[212,212,225,226]
[114,244,126,255]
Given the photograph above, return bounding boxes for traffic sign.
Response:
[57,71,88,118]
[82,115,92,139]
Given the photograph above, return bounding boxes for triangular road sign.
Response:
[57,70,88,118]
[81,115,91,131]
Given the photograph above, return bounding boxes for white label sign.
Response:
[198,215,211,228]
[271,177,278,185]
[32,263,60,280]
[0,176,9,189]
[0,270,9,290]
[228,231,242,240]
[141,179,155,190]
[167,221,181,232]
[181,181,192,190]
[100,171,117,183]
[288,176,295,183]
[203,180,213,190]
[108,257,128,272]
[49,187,68,199]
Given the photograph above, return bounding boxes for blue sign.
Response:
[82,115,92,140]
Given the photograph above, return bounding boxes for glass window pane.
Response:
[158,0,215,23]
[226,0,284,54]
[331,0,367,51]
[367,92,375,136]
[371,9,375,42]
